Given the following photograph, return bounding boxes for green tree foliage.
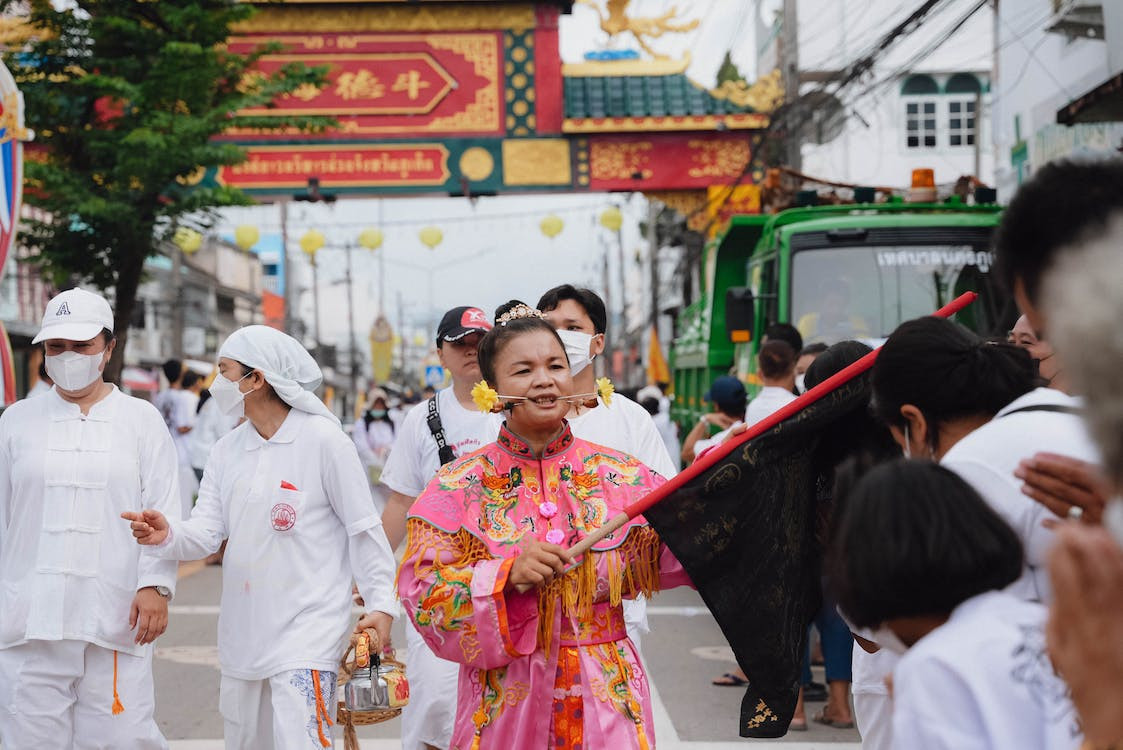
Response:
[5,1,332,379]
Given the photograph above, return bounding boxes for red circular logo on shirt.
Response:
[271,503,296,531]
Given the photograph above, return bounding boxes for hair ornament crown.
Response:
[497,304,545,326]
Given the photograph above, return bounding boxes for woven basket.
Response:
[336,629,406,750]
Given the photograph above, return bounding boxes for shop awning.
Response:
[1057,71,1123,125]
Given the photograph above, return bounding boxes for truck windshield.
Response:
[791,244,1001,346]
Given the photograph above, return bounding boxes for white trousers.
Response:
[0,639,166,750]
[400,624,458,750]
[400,597,648,750]
[220,669,338,750]
[854,691,893,750]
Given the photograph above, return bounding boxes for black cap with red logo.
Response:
[436,306,493,345]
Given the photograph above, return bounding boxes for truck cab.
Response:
[671,200,1014,431]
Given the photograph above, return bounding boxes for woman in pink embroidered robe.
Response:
[397,309,693,750]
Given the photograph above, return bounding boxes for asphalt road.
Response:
[153,562,861,749]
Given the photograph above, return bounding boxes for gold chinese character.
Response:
[335,70,385,101]
[392,70,430,101]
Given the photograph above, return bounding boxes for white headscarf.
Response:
[219,325,339,425]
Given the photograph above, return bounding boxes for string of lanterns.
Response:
[174,205,624,257]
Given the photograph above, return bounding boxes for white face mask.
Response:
[46,350,105,392]
[556,330,596,376]
[903,423,912,458]
[870,624,910,655]
[795,374,806,394]
[209,371,253,417]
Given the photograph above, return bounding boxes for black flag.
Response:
[645,376,871,738]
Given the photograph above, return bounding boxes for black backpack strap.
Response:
[426,395,457,466]
[1000,404,1083,419]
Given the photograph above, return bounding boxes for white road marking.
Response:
[648,605,714,617]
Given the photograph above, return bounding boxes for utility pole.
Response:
[171,247,184,358]
[781,0,802,170]
[615,225,627,384]
[280,201,291,335]
[600,232,613,377]
[344,243,358,402]
[647,200,660,331]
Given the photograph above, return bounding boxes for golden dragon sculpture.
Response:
[577,0,700,60]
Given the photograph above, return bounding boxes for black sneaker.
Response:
[802,681,828,702]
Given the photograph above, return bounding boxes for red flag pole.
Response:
[565,291,979,558]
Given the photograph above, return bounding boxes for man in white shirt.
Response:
[125,325,399,750]
[0,289,180,749]
[379,306,499,750]
[171,370,201,517]
[152,359,182,430]
[537,284,678,651]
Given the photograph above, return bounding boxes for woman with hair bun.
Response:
[397,301,693,750]
[870,315,1099,603]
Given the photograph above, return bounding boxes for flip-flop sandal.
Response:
[711,672,749,687]
[812,709,855,729]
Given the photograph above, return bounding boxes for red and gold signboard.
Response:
[225,33,502,138]
[584,133,754,192]
[217,144,451,189]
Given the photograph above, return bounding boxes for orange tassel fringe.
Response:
[111,651,124,715]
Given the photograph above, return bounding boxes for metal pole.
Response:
[378,200,386,314]
[615,227,627,384]
[974,90,983,180]
[601,232,612,376]
[647,200,660,385]
[312,255,321,353]
[345,243,358,401]
[171,248,184,359]
[782,0,802,170]
[280,201,292,335]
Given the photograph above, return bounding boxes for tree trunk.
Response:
[104,246,146,385]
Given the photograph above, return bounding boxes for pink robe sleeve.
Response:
[398,519,540,670]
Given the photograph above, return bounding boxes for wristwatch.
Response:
[153,585,172,599]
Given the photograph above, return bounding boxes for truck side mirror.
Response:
[725,287,754,343]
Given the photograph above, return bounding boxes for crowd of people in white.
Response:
[1,159,1122,750]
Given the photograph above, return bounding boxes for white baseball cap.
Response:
[32,288,115,344]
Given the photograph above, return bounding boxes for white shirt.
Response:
[153,388,177,428]
[892,590,1081,750]
[745,386,797,426]
[651,411,681,473]
[188,396,239,471]
[169,390,199,466]
[148,409,399,680]
[940,388,1098,603]
[0,387,180,656]
[25,381,52,398]
[569,393,678,478]
[352,418,396,471]
[380,388,502,497]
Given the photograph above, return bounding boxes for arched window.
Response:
[945,73,982,94]
[901,75,939,95]
[902,76,939,149]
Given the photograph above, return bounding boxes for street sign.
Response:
[424,365,444,387]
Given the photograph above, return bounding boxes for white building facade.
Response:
[992,0,1123,199]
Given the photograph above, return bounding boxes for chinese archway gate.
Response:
[202,0,782,216]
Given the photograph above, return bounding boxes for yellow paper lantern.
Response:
[539,215,564,239]
[359,228,384,251]
[599,206,623,232]
[300,229,325,258]
[173,227,202,255]
[234,224,259,252]
[418,226,443,250]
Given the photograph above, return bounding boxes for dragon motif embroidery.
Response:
[415,565,474,641]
